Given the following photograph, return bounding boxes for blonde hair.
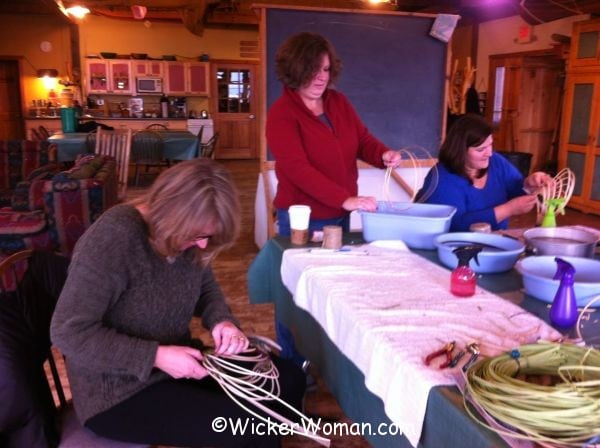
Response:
[130,158,240,266]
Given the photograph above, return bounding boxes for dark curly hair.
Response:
[439,113,492,180]
[274,32,342,89]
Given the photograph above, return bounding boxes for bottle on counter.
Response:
[160,94,169,118]
[450,245,482,297]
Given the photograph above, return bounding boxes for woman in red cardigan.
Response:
[266,32,401,367]
[266,31,401,236]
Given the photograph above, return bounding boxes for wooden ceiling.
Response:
[2,0,600,34]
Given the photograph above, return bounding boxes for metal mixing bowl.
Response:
[523,227,599,258]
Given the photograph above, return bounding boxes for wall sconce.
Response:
[37,69,59,90]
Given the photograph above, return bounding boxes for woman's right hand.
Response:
[495,194,538,222]
[154,345,207,380]
[342,196,378,212]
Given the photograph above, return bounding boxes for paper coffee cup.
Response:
[288,205,311,245]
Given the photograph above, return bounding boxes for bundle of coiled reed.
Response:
[202,336,330,447]
[463,342,600,447]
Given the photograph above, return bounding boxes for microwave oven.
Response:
[136,77,163,94]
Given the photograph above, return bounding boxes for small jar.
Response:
[469,222,492,233]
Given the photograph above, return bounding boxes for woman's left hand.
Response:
[382,150,402,168]
[212,321,249,355]
[524,171,552,192]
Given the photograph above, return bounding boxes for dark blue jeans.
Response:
[275,209,350,367]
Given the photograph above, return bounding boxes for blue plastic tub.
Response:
[515,256,600,307]
[435,232,525,274]
[360,202,456,249]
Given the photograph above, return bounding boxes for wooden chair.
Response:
[0,250,149,448]
[94,127,132,200]
[145,123,168,130]
[85,129,97,154]
[130,129,168,186]
[199,132,219,159]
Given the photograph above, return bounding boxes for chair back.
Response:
[85,130,97,154]
[131,130,164,163]
[94,127,132,199]
[200,132,219,159]
[145,123,168,130]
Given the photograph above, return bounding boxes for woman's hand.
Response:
[523,171,552,193]
[495,194,538,222]
[382,150,402,168]
[154,345,207,380]
[211,321,249,355]
[342,196,378,212]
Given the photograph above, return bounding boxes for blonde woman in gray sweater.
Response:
[51,158,305,448]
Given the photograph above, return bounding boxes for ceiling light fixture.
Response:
[65,5,90,19]
[37,69,59,78]
[131,5,147,20]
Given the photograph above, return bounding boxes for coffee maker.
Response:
[174,97,187,118]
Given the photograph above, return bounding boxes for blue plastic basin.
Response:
[435,232,525,274]
[360,202,456,249]
[515,256,600,307]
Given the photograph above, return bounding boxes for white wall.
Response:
[475,14,590,91]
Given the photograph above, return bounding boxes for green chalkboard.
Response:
[264,7,448,160]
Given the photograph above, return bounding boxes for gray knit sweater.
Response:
[50,204,239,423]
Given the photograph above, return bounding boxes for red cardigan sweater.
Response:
[266,87,390,220]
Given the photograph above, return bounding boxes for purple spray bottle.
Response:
[549,257,578,328]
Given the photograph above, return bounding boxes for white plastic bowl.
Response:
[360,202,456,249]
[515,256,600,307]
[435,232,525,274]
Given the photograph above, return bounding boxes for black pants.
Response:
[0,251,70,448]
[86,356,306,448]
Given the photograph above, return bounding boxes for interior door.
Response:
[210,61,258,159]
[0,59,25,139]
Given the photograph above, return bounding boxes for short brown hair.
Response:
[130,158,240,266]
[275,32,342,89]
[439,114,492,179]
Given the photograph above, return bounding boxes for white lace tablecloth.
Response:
[280,245,561,447]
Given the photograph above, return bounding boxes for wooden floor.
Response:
[51,159,600,448]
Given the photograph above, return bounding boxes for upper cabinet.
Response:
[132,60,163,78]
[85,60,133,94]
[569,20,600,69]
[164,61,209,96]
[558,19,600,214]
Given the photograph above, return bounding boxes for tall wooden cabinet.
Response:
[487,50,564,173]
[559,19,600,214]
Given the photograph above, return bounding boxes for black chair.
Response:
[145,123,168,130]
[0,250,149,448]
[200,132,219,159]
[130,129,168,186]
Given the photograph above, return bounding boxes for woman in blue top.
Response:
[418,114,550,231]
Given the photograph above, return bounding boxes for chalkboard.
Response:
[264,7,448,160]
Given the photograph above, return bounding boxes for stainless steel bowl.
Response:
[523,227,599,258]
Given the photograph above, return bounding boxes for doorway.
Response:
[210,60,258,159]
[0,59,25,139]
[487,50,565,172]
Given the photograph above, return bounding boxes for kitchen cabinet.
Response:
[132,60,163,78]
[164,61,209,96]
[558,18,600,214]
[85,59,133,95]
[82,118,187,131]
